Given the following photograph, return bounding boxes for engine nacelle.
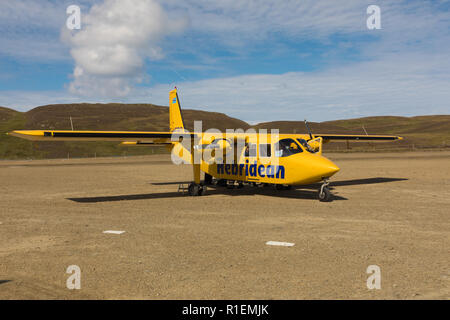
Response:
[307,137,323,154]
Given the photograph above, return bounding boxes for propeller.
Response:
[302,120,324,154]
[304,119,314,141]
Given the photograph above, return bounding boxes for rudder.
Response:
[169,87,185,132]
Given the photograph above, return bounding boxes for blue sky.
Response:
[0,0,449,122]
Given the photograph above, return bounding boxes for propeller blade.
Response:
[304,119,314,140]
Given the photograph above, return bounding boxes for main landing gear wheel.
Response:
[188,183,204,196]
[318,180,333,202]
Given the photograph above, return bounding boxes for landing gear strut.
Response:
[188,183,204,196]
[189,150,204,196]
[204,173,213,185]
[318,179,333,202]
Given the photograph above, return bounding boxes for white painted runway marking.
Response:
[103,230,125,234]
[266,241,295,247]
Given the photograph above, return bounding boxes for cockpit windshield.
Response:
[274,138,303,157]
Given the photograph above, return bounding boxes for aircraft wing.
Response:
[316,134,403,142]
[8,130,194,144]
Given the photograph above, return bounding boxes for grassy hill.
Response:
[0,103,250,159]
[1,103,449,159]
[255,115,450,151]
[0,107,45,159]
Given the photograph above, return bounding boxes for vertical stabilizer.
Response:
[169,88,185,132]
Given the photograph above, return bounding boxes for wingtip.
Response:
[7,130,18,138]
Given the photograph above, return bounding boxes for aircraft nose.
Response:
[316,157,340,178]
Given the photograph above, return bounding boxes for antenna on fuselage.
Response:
[304,119,313,140]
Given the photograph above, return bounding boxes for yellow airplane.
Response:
[9,88,402,201]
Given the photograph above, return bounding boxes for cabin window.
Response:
[259,144,271,157]
[244,143,257,157]
[274,138,303,157]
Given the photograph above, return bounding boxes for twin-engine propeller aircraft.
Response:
[9,88,402,201]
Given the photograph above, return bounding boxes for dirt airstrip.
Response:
[0,151,449,299]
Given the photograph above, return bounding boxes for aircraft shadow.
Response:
[67,186,347,202]
[151,177,407,188]
[67,177,406,203]
[150,181,191,185]
[67,192,185,203]
[295,177,408,190]
[0,280,12,285]
[206,185,348,200]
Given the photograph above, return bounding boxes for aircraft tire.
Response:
[188,183,203,196]
[318,187,332,202]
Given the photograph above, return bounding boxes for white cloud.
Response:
[3,53,449,122]
[1,0,449,122]
[61,0,186,97]
[2,0,448,64]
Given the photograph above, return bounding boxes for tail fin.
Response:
[169,87,185,132]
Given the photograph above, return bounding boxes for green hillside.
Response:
[255,115,450,151]
[1,103,449,159]
[0,103,250,159]
[0,107,46,159]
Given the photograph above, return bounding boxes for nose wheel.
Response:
[318,179,333,202]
